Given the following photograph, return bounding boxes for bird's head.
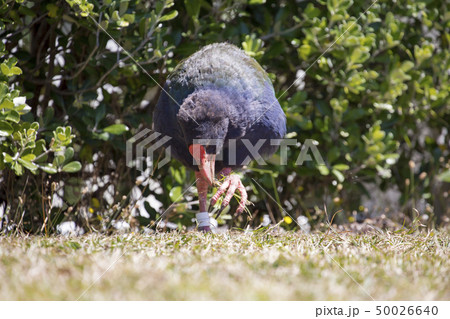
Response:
[177,89,232,185]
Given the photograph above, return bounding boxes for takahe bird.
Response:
[153,43,286,231]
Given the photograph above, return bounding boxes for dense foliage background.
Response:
[0,0,448,234]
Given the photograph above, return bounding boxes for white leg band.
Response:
[196,212,210,228]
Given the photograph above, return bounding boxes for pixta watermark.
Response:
[126,129,325,172]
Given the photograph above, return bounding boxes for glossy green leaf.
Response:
[62,161,82,173]
[18,158,38,171]
[0,82,8,97]
[304,3,321,19]
[64,147,75,162]
[332,169,345,183]
[6,110,20,123]
[21,153,36,161]
[317,165,329,176]
[1,64,11,76]
[184,0,201,19]
[103,124,129,135]
[3,152,13,163]
[159,10,178,22]
[0,120,13,136]
[0,98,14,109]
[40,164,57,174]
[332,164,350,171]
[437,170,450,183]
[169,186,182,202]
[54,154,65,166]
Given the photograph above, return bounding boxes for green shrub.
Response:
[0,0,448,233]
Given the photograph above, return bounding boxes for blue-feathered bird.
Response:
[153,43,286,231]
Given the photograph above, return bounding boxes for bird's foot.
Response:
[198,225,211,232]
[196,211,212,233]
[211,172,248,217]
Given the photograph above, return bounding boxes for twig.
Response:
[261,22,304,41]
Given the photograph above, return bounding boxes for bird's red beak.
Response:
[189,144,215,185]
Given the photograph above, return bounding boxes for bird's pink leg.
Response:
[195,171,211,232]
[210,168,248,216]
[217,167,232,179]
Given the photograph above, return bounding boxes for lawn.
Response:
[0,229,448,300]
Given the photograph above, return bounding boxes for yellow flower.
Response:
[91,198,100,208]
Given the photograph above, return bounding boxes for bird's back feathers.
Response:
[170,43,271,98]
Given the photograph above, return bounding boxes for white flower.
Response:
[295,69,306,90]
[374,103,394,113]
[57,221,85,236]
[297,215,311,233]
[13,96,26,106]
[105,39,121,52]
[262,214,271,227]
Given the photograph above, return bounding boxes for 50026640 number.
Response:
[376,306,438,316]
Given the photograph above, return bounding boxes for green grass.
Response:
[0,230,448,300]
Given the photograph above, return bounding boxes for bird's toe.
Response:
[211,174,248,217]
[198,225,211,232]
[235,180,248,215]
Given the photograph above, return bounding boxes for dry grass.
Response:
[0,229,448,300]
